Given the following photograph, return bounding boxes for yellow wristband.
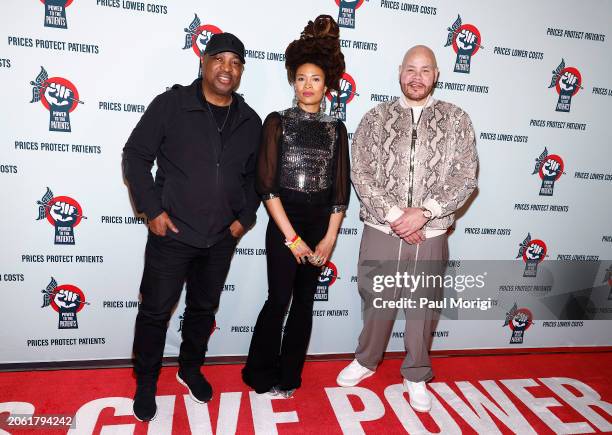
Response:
[287,236,302,250]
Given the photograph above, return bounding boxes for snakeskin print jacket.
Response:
[351,97,478,234]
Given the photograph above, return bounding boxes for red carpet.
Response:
[1,353,611,434]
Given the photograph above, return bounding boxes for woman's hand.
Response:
[309,235,336,267]
[289,238,314,264]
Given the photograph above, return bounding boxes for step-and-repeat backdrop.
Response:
[1,0,611,365]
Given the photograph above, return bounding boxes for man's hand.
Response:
[229,220,245,239]
[390,207,428,240]
[149,211,179,236]
[403,229,425,245]
[54,289,79,310]
[44,83,72,108]
[50,201,77,224]
[457,29,477,54]
[559,71,578,93]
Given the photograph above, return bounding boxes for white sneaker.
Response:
[263,386,281,398]
[262,386,295,399]
[403,379,432,412]
[336,359,375,387]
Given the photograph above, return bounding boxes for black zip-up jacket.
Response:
[122,79,262,248]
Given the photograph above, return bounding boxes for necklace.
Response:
[205,99,232,133]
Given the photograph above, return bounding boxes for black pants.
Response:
[242,196,330,393]
[133,231,237,383]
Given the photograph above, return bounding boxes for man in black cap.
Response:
[123,32,261,422]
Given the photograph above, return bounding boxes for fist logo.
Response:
[457,29,477,55]
[559,71,578,95]
[512,312,530,330]
[54,289,80,310]
[50,201,77,226]
[45,83,72,110]
[526,244,544,261]
[196,29,214,55]
[338,79,353,102]
[318,267,333,284]
[542,159,561,178]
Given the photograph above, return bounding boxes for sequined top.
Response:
[256,107,350,213]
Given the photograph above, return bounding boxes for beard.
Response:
[401,80,434,101]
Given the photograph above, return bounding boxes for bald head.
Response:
[399,45,439,105]
[401,45,438,70]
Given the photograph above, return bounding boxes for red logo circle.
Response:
[319,261,338,287]
[556,67,582,96]
[326,73,357,105]
[509,308,533,331]
[191,24,223,57]
[50,284,86,313]
[452,24,482,56]
[335,0,365,9]
[40,77,80,113]
[523,239,547,264]
[539,155,564,181]
[45,196,83,227]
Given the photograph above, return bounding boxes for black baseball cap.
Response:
[203,33,245,64]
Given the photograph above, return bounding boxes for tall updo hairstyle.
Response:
[285,15,346,92]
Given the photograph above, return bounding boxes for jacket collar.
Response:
[398,93,436,110]
[176,79,253,134]
[178,78,250,115]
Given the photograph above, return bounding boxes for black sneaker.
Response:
[176,368,213,403]
[133,383,157,422]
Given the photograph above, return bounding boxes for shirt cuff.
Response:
[261,193,279,201]
[385,206,404,223]
[421,198,443,219]
[144,207,164,221]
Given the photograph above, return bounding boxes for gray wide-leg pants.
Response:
[355,225,448,382]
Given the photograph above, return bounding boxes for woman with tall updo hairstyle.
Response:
[242,15,350,398]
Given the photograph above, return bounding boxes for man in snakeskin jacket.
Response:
[336,45,478,413]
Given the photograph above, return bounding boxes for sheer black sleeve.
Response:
[255,112,283,200]
[331,120,350,213]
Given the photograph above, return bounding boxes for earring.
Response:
[320,97,327,113]
[292,94,298,107]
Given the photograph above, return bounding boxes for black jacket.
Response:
[123,79,262,248]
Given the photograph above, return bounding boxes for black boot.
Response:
[176,367,213,403]
[133,382,157,422]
